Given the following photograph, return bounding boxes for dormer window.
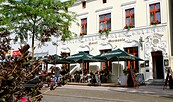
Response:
[82,1,86,9]
[103,0,107,4]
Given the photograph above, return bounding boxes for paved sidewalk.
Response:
[65,82,173,97]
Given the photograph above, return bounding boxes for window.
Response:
[99,13,111,31]
[82,1,86,8]
[100,49,112,72]
[81,18,87,35]
[124,47,139,72]
[125,8,135,28]
[79,51,89,75]
[103,0,107,4]
[150,3,161,25]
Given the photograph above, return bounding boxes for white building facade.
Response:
[55,0,172,81]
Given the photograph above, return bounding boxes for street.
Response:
[40,85,173,102]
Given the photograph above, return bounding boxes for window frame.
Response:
[100,49,112,72]
[149,3,161,25]
[121,2,136,29]
[125,8,135,27]
[99,13,111,31]
[80,18,87,36]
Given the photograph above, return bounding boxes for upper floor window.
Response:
[99,13,111,31]
[125,8,135,28]
[82,1,86,9]
[103,0,107,4]
[81,18,87,35]
[150,3,161,25]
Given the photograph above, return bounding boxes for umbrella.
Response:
[65,52,106,77]
[100,48,135,61]
[129,54,144,61]
[65,52,106,63]
[43,54,70,64]
[94,48,143,77]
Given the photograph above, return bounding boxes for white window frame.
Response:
[95,7,113,33]
[146,0,162,26]
[77,12,89,35]
[121,2,136,28]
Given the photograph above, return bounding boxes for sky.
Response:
[60,0,69,2]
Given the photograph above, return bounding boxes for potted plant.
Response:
[123,68,129,76]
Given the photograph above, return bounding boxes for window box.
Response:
[80,33,87,36]
[98,29,110,37]
[124,25,134,31]
[151,20,160,25]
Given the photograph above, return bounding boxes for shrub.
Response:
[0,30,43,102]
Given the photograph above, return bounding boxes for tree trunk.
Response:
[31,31,35,60]
[31,20,37,60]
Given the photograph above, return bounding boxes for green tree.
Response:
[0,0,77,58]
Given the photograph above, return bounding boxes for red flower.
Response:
[156,20,159,23]
[124,25,128,29]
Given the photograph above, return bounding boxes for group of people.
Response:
[88,71,101,85]
[71,70,102,85]
[39,65,70,89]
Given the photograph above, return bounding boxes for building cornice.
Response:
[121,1,136,7]
[72,0,97,7]
[77,12,89,16]
[95,6,113,13]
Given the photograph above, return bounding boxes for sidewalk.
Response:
[66,82,173,97]
[66,82,117,87]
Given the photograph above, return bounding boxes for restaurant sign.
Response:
[12,50,21,56]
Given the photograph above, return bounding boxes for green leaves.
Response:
[0,0,77,58]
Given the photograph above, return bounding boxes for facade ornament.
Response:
[123,39,139,48]
[144,33,168,59]
[61,47,71,53]
[57,25,166,46]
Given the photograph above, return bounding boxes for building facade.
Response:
[56,0,172,81]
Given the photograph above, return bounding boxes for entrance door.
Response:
[151,51,164,79]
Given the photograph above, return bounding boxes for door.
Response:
[151,51,164,79]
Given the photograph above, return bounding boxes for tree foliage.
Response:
[0,0,77,57]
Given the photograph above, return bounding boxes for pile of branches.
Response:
[0,30,43,102]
